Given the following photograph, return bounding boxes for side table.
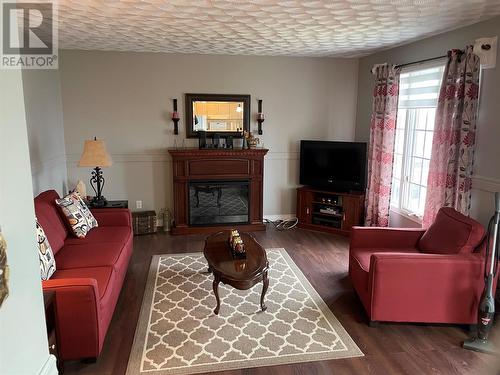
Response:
[87,200,128,209]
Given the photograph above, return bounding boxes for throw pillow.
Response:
[36,219,56,280]
[419,207,485,254]
[56,192,98,238]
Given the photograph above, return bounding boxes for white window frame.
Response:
[390,60,446,222]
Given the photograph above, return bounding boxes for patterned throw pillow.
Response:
[36,219,56,280]
[56,192,98,238]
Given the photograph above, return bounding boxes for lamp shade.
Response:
[78,139,113,167]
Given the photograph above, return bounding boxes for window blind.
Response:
[398,65,445,109]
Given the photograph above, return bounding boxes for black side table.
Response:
[88,200,128,209]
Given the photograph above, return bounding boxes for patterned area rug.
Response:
[126,249,363,375]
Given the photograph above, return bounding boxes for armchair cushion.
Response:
[418,207,485,254]
[351,248,419,273]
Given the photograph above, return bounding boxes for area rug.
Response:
[126,249,363,375]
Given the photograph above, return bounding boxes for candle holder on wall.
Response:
[257,99,265,135]
[172,98,180,135]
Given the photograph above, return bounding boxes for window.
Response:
[390,62,445,219]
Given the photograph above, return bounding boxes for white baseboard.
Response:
[263,214,296,221]
[38,355,58,375]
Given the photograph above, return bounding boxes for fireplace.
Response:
[168,148,268,234]
[189,180,249,226]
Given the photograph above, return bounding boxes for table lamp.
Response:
[78,137,113,207]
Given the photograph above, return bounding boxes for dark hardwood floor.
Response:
[64,225,500,375]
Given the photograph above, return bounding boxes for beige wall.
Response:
[59,51,359,217]
[23,70,68,197]
[355,16,500,226]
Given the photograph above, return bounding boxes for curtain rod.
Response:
[371,43,492,73]
[370,55,447,74]
[394,55,447,69]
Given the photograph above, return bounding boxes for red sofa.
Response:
[349,207,498,325]
[34,190,133,361]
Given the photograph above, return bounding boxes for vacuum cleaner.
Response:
[463,192,500,354]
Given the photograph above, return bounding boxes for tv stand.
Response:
[296,186,364,236]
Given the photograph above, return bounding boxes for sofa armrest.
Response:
[91,208,132,227]
[350,226,426,249]
[42,278,101,360]
[367,252,488,322]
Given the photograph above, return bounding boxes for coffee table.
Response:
[203,231,269,315]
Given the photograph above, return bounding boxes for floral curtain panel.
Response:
[423,46,480,227]
[365,64,401,227]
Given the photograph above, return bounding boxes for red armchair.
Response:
[349,207,497,325]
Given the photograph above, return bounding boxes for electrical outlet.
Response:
[136,200,142,209]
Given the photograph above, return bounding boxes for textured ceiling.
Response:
[54,0,500,57]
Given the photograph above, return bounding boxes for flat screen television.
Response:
[299,140,367,192]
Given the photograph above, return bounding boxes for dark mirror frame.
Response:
[185,93,251,138]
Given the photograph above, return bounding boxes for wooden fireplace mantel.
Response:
[168,148,268,235]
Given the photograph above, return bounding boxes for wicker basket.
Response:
[132,211,157,235]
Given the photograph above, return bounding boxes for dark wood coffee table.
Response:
[204,231,269,315]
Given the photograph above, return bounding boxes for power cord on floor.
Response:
[264,218,298,231]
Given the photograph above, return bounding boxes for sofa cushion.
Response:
[64,226,132,247]
[56,192,98,239]
[55,242,125,270]
[34,191,69,255]
[419,207,485,254]
[36,219,56,280]
[97,237,133,342]
[50,266,113,299]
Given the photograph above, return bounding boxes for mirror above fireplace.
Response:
[185,93,250,138]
